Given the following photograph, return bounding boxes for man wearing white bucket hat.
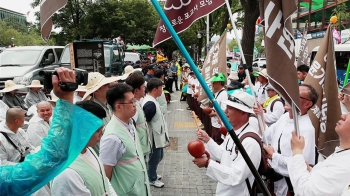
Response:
[118,65,142,81]
[82,72,119,125]
[256,69,269,105]
[24,80,48,108]
[73,85,87,103]
[0,80,28,111]
[195,91,262,196]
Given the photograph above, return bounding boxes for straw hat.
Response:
[48,92,59,103]
[118,65,142,80]
[222,91,255,114]
[0,80,26,93]
[257,68,268,79]
[82,72,119,100]
[27,80,43,88]
[183,63,190,68]
[76,85,87,92]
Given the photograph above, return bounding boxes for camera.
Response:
[39,68,88,91]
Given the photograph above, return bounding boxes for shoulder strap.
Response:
[215,89,225,99]
[0,132,22,155]
[270,98,282,112]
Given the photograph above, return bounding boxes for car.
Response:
[252,58,266,72]
[0,46,64,91]
[124,52,141,64]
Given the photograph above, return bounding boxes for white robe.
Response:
[288,148,350,196]
[27,116,50,148]
[0,121,34,165]
[265,113,315,196]
[205,123,261,196]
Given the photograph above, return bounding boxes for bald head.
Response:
[37,101,51,110]
[6,108,24,124]
[37,101,53,121]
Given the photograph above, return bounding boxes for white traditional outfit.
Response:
[262,94,284,127]
[26,115,50,148]
[265,112,315,196]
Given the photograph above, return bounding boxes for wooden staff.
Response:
[192,111,200,130]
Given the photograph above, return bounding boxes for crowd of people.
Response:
[0,60,349,196]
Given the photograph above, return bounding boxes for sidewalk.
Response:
[150,92,217,196]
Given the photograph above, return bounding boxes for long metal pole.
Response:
[225,0,267,143]
[149,1,270,196]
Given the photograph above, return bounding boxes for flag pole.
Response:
[343,59,350,86]
[149,1,271,195]
[225,0,267,143]
[292,103,300,136]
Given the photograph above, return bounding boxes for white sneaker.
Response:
[150,180,164,188]
[157,175,162,180]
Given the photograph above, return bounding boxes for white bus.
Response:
[311,43,350,86]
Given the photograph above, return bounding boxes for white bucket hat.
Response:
[76,85,87,92]
[48,92,59,103]
[27,80,43,88]
[222,91,255,114]
[257,68,268,79]
[118,65,142,80]
[82,72,119,100]
[0,80,26,93]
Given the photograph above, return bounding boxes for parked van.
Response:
[0,46,64,90]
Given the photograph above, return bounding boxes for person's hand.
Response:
[253,104,264,116]
[193,156,209,168]
[197,129,210,143]
[263,145,275,159]
[52,67,76,103]
[291,131,305,156]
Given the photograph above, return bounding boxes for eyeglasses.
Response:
[118,99,137,106]
[228,95,252,109]
[300,96,312,102]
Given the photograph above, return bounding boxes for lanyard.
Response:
[226,123,249,155]
[88,148,108,195]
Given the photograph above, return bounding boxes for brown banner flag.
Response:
[153,0,225,47]
[259,0,300,112]
[198,32,227,102]
[304,25,341,157]
[297,23,309,67]
[40,0,67,41]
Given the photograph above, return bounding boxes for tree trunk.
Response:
[240,0,259,68]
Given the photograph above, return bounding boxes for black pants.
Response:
[174,75,179,90]
[166,78,174,93]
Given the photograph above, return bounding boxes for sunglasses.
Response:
[228,95,252,109]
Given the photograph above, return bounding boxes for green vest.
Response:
[103,117,151,196]
[69,148,111,196]
[135,104,152,156]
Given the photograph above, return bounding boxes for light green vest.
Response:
[103,117,151,196]
[135,104,152,155]
[69,148,111,196]
[142,95,170,149]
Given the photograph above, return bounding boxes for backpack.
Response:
[235,132,281,196]
[270,98,282,112]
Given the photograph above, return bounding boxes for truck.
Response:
[59,41,125,75]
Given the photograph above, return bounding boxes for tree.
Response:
[227,39,238,52]
[332,1,350,31]
[239,0,259,67]
[255,31,265,56]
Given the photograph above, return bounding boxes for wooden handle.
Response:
[192,111,200,130]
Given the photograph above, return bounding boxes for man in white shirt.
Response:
[288,111,350,196]
[257,84,318,196]
[194,91,261,196]
[27,101,52,148]
[258,84,285,127]
[208,72,228,145]
[51,100,117,196]
[0,108,33,165]
[256,69,269,105]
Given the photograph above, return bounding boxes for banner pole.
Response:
[150,1,271,195]
[292,103,300,136]
[225,0,267,144]
[343,59,350,86]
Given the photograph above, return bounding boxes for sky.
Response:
[0,0,241,41]
[0,0,38,23]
